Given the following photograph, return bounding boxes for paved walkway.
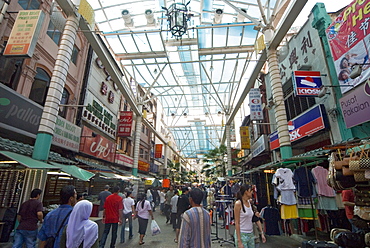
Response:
[1,209,323,248]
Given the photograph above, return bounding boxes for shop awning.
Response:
[98,171,121,179]
[0,151,56,169]
[49,162,95,181]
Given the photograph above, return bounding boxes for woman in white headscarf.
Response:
[66,200,98,248]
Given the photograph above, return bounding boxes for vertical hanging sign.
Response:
[240,126,250,149]
[249,88,263,120]
[155,144,163,158]
[4,10,45,57]
[117,111,133,137]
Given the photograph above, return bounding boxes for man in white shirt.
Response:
[170,190,179,231]
[120,191,135,243]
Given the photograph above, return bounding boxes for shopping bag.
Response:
[151,220,161,236]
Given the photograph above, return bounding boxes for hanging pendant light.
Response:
[163,2,192,38]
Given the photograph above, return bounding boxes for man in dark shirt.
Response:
[100,186,123,248]
[13,188,43,248]
[38,185,77,248]
[98,185,111,217]
[175,187,190,242]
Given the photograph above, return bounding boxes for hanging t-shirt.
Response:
[260,206,281,235]
[293,167,316,197]
[311,166,335,197]
[275,168,295,191]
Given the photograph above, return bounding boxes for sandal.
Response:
[139,241,145,245]
[174,239,178,243]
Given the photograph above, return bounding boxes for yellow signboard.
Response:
[145,180,152,185]
[240,126,250,149]
[254,34,266,54]
[78,0,95,27]
[4,10,45,57]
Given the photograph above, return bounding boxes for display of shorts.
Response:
[281,204,298,219]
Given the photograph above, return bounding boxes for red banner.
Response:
[155,144,163,158]
[326,0,370,93]
[79,126,116,162]
[117,111,133,137]
[138,160,149,172]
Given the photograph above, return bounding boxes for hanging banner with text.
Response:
[326,0,370,93]
[117,111,133,137]
[240,126,251,149]
[4,10,45,57]
[249,88,263,120]
[154,144,163,158]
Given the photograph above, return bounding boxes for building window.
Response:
[47,21,62,45]
[139,148,144,158]
[29,68,50,106]
[71,46,79,65]
[144,150,149,160]
[18,0,40,10]
[284,84,316,120]
[58,88,70,118]
[0,46,24,90]
[142,125,145,133]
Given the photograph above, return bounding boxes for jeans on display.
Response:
[120,212,133,242]
[100,223,118,248]
[12,229,38,248]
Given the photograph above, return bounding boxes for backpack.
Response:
[44,210,71,248]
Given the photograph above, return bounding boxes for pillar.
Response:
[267,47,292,159]
[132,104,143,177]
[33,14,80,161]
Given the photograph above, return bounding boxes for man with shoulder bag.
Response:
[38,185,77,248]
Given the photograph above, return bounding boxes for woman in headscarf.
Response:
[134,193,154,245]
[66,200,98,248]
[234,184,266,248]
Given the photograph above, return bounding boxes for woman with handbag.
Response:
[134,193,154,245]
[234,184,266,248]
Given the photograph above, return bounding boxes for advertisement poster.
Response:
[326,1,370,93]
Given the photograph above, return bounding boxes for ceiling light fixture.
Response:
[145,9,156,26]
[162,2,193,38]
[122,9,134,27]
[214,9,223,24]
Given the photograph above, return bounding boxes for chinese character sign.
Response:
[117,111,133,137]
[155,144,163,158]
[240,126,250,149]
[326,0,370,93]
[249,88,263,120]
[4,10,45,57]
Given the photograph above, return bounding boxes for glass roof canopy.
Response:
[86,0,280,159]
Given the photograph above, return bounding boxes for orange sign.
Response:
[138,160,149,172]
[4,10,44,57]
[154,144,163,158]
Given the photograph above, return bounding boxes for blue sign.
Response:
[293,71,323,96]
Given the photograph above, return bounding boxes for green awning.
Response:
[50,162,95,181]
[0,151,56,169]
[98,171,119,179]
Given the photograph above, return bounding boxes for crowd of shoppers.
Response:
[12,182,271,248]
